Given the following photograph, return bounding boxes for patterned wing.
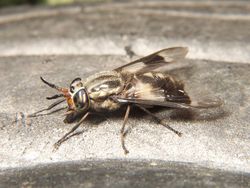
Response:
[114,47,188,74]
[111,72,222,109]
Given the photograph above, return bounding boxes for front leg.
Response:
[53,112,90,151]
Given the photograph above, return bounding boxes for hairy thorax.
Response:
[83,71,124,111]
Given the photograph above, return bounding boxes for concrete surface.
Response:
[0,160,249,188]
[0,0,250,187]
[0,1,250,63]
[0,55,249,173]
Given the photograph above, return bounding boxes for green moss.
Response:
[46,0,73,5]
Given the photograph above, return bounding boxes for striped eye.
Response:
[70,77,82,93]
[73,88,89,110]
[70,86,75,93]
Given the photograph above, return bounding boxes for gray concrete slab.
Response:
[0,55,249,173]
[0,160,249,188]
[0,1,250,186]
[0,1,250,62]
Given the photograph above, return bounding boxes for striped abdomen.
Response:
[124,72,191,104]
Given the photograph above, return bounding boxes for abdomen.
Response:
[125,72,191,104]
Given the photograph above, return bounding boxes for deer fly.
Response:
[29,47,221,154]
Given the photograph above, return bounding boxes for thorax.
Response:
[83,71,124,111]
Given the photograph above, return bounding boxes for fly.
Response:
[29,47,222,154]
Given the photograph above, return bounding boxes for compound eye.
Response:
[73,89,89,110]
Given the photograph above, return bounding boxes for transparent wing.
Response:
[114,47,188,74]
[111,96,222,109]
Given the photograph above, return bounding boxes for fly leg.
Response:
[29,107,67,118]
[136,105,182,137]
[120,105,131,154]
[53,112,90,151]
[28,99,65,117]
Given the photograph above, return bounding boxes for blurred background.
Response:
[0,0,101,7]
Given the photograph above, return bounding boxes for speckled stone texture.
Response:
[0,1,249,187]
